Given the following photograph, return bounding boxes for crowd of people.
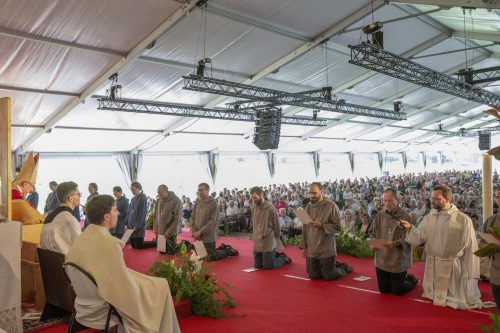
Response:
[17,167,499,332]
[175,170,494,238]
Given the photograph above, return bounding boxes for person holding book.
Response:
[368,188,417,296]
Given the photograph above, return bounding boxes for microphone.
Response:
[386,209,404,228]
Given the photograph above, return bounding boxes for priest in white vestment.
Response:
[401,185,482,309]
[66,195,180,333]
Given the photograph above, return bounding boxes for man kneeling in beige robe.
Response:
[66,195,180,333]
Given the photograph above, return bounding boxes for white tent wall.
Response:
[272,154,317,185]
[383,153,404,175]
[139,155,213,201]
[215,154,272,191]
[319,154,353,181]
[352,154,382,179]
[406,152,426,174]
[36,155,128,212]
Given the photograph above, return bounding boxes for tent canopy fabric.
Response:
[1,0,499,154]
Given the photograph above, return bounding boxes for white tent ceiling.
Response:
[1,0,499,154]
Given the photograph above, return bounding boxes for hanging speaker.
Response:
[479,132,491,150]
[253,109,281,150]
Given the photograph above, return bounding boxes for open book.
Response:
[157,235,167,252]
[193,240,208,257]
[292,209,312,225]
[121,229,134,243]
[367,239,388,250]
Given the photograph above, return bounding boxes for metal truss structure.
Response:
[437,126,500,137]
[97,98,327,127]
[349,42,500,107]
[457,66,500,85]
[182,75,406,121]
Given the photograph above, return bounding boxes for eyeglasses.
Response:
[67,192,82,200]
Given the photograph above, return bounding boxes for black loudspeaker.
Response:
[253,109,281,150]
[479,132,491,150]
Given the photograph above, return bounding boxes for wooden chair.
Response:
[63,262,122,333]
[36,248,74,321]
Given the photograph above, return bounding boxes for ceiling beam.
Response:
[14,0,198,153]
[390,0,500,10]
[0,26,125,57]
[0,84,78,97]
[136,0,386,150]
[452,31,500,43]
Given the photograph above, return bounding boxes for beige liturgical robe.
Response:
[406,205,481,309]
[66,224,180,333]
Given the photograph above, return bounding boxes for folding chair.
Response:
[62,262,122,333]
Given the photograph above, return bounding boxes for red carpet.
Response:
[35,230,496,333]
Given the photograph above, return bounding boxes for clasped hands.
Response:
[308,218,322,228]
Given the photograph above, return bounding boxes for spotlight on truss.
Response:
[393,101,403,112]
[106,73,122,101]
[196,58,212,78]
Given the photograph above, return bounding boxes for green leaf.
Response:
[474,243,499,257]
[492,227,500,238]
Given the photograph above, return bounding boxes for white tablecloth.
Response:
[0,222,22,333]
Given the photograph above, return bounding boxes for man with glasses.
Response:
[480,188,500,310]
[299,182,352,280]
[40,181,82,254]
[401,185,481,309]
[192,183,237,260]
